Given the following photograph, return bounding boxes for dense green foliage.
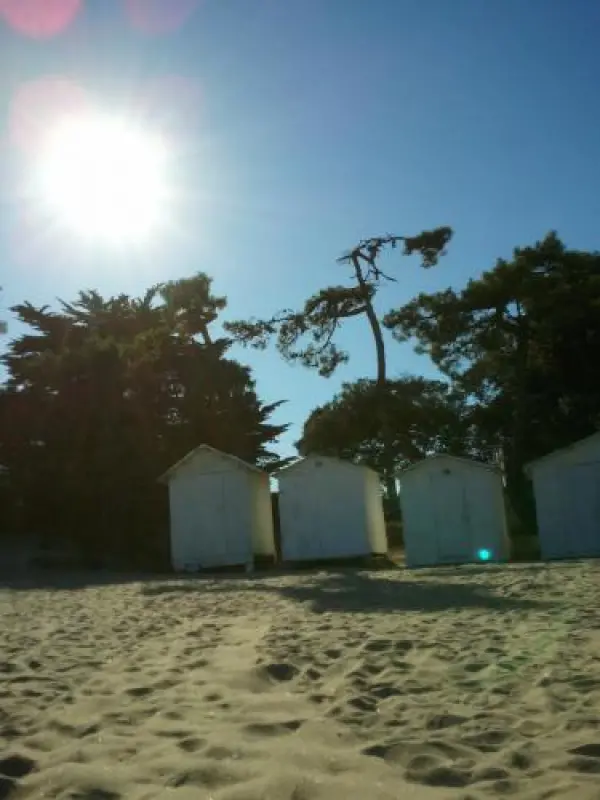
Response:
[296,232,600,530]
[0,274,287,567]
[297,377,471,470]
[384,232,600,522]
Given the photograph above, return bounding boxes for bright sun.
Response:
[33,111,170,245]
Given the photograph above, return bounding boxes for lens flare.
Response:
[0,0,80,38]
[125,0,199,35]
[9,77,90,153]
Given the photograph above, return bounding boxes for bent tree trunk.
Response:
[352,255,400,518]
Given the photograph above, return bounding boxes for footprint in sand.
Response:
[0,756,36,800]
[462,661,489,673]
[559,755,600,775]
[473,765,512,783]
[308,692,331,705]
[363,739,475,789]
[303,666,322,682]
[125,686,153,698]
[243,719,304,737]
[258,662,299,683]
[368,683,403,701]
[507,743,538,770]
[0,754,36,779]
[426,713,469,731]
[408,762,472,788]
[204,745,241,760]
[570,743,600,759]
[362,639,390,654]
[461,728,513,752]
[177,736,206,753]
[347,695,378,712]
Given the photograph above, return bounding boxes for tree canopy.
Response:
[383,231,600,521]
[0,274,287,566]
[297,376,471,470]
[293,231,600,531]
[224,227,453,380]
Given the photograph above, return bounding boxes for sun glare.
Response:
[33,111,171,245]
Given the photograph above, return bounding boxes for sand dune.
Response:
[1,561,600,799]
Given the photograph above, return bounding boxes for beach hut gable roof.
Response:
[524,431,600,477]
[399,453,501,476]
[275,454,378,477]
[158,444,265,483]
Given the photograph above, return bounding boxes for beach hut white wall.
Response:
[399,454,509,568]
[524,432,600,560]
[159,445,276,571]
[276,455,387,561]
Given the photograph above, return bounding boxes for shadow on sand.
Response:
[0,569,159,591]
[0,554,397,591]
[4,557,592,612]
[413,558,600,579]
[141,568,555,614]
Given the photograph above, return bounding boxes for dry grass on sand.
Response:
[1,561,600,799]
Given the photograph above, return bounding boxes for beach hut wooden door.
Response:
[179,471,237,569]
[563,463,600,556]
[433,469,473,563]
[279,477,331,560]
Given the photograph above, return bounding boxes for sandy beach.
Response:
[1,561,600,799]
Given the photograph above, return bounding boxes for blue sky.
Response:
[2,0,600,456]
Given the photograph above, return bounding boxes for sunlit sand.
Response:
[1,561,600,799]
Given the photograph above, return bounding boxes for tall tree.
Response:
[384,232,600,524]
[225,227,453,511]
[0,274,287,564]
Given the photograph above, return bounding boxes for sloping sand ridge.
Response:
[1,561,600,799]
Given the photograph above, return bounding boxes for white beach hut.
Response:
[399,454,509,568]
[524,432,600,560]
[276,455,387,562]
[159,445,276,571]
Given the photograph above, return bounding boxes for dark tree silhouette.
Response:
[384,231,600,526]
[0,274,287,566]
